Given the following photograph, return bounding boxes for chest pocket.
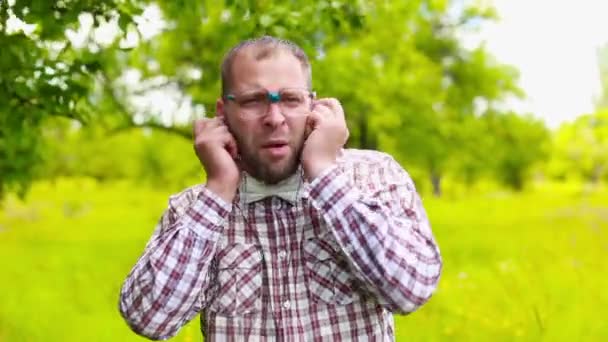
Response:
[303,235,362,306]
[209,242,264,316]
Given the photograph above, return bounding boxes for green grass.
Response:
[1,178,606,341]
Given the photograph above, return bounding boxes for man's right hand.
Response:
[193,118,240,202]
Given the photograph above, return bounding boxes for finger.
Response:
[311,101,333,117]
[225,135,238,159]
[211,117,226,127]
[193,117,225,137]
[210,123,229,133]
[305,110,324,137]
[193,119,208,138]
[316,98,340,108]
[211,126,238,158]
[315,98,343,118]
[194,124,225,147]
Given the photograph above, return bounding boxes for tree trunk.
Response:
[431,171,442,197]
[357,113,377,150]
[591,164,602,184]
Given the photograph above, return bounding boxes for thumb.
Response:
[306,110,322,137]
[193,120,205,138]
[226,135,238,159]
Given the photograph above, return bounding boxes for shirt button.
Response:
[278,250,287,260]
[283,300,291,309]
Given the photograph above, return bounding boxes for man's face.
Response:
[217,49,310,184]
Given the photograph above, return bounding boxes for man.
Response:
[119,36,442,341]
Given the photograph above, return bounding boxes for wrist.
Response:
[303,158,336,181]
[205,179,238,203]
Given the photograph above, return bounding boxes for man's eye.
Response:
[283,96,299,103]
[282,94,304,104]
[240,95,265,106]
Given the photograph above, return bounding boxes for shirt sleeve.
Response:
[118,186,231,340]
[307,155,442,314]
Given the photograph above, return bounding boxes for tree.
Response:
[0,0,144,199]
[1,0,372,199]
[314,0,524,195]
[483,111,549,190]
[1,0,543,199]
[548,110,608,184]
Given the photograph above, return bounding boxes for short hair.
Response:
[220,36,312,96]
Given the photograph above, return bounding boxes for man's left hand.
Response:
[301,98,349,181]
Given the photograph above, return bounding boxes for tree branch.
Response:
[95,69,193,140]
[108,121,192,139]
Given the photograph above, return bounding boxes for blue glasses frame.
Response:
[224,88,316,117]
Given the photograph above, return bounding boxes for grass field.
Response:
[0,178,606,341]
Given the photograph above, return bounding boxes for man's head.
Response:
[216,36,313,184]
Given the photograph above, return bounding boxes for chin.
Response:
[259,159,299,184]
[244,145,302,183]
[264,165,297,184]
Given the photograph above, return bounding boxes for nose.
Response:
[262,102,286,128]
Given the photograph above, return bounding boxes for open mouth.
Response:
[262,142,289,158]
[264,142,287,148]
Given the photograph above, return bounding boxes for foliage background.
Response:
[1,0,607,341]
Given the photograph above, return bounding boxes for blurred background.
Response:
[1,0,607,341]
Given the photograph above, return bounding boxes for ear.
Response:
[216,98,225,119]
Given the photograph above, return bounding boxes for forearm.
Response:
[119,188,230,340]
[309,165,442,313]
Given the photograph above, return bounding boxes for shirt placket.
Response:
[274,198,295,340]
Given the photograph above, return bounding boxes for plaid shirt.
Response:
[119,149,442,341]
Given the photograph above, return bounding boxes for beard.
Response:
[227,122,304,184]
[240,141,303,184]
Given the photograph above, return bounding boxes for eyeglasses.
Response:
[225,88,315,118]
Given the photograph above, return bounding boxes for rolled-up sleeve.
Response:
[119,187,231,340]
[308,155,442,313]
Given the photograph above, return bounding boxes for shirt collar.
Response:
[239,169,304,204]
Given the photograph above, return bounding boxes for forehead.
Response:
[229,47,308,92]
